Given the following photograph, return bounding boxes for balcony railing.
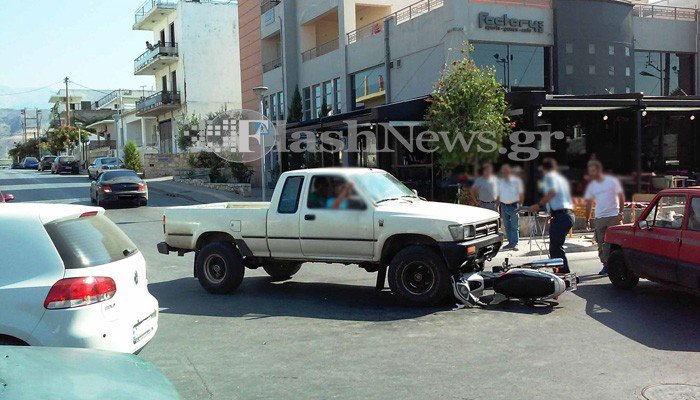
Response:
[301,38,339,62]
[93,90,121,110]
[262,57,282,73]
[134,0,177,25]
[261,0,280,14]
[347,0,444,44]
[134,42,179,72]
[633,4,697,21]
[136,90,181,114]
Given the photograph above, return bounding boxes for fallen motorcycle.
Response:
[452,258,577,307]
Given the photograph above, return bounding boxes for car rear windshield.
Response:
[26,157,38,162]
[44,214,138,269]
[60,156,76,162]
[102,158,119,164]
[102,171,138,180]
[44,156,56,161]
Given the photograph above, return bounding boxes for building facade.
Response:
[243,0,700,199]
[132,0,242,155]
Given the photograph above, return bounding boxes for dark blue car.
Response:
[20,157,39,169]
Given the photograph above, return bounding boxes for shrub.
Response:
[123,141,142,172]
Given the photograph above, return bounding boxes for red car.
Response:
[606,187,700,294]
[0,190,14,203]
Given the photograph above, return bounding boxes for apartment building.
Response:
[132,0,242,154]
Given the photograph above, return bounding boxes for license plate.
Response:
[132,310,157,345]
[565,273,578,291]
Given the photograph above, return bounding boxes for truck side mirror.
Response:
[638,220,651,230]
[412,189,419,197]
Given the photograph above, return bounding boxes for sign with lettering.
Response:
[478,12,544,33]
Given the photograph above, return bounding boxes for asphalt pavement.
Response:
[2,168,699,400]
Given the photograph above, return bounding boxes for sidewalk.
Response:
[497,233,597,258]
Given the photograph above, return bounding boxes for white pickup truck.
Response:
[158,168,502,306]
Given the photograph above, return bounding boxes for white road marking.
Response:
[24,197,91,204]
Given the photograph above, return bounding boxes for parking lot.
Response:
[3,169,699,399]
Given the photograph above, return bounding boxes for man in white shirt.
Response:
[498,164,524,250]
[584,160,625,275]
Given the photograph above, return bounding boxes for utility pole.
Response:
[64,77,71,126]
[21,109,27,142]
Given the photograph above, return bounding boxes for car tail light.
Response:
[138,183,146,192]
[80,211,99,218]
[102,185,112,193]
[44,277,116,309]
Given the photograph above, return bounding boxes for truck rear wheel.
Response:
[387,245,450,306]
[263,263,302,280]
[608,249,639,290]
[196,242,245,294]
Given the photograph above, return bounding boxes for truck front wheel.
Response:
[387,245,450,306]
[263,263,302,281]
[608,249,639,290]
[196,242,245,294]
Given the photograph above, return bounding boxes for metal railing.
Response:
[262,57,282,73]
[467,0,551,8]
[633,4,697,21]
[134,0,177,25]
[134,42,179,72]
[93,90,121,110]
[261,0,280,14]
[136,90,181,113]
[301,38,339,62]
[347,0,444,44]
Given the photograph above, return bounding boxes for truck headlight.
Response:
[449,224,475,241]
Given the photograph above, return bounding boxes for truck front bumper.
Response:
[439,233,503,271]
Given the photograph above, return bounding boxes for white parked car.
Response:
[158,168,502,306]
[0,204,159,353]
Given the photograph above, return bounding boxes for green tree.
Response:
[425,45,510,173]
[320,99,330,118]
[287,85,303,123]
[123,140,143,173]
[9,139,41,160]
[47,126,89,155]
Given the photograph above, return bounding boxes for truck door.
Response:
[266,175,305,258]
[299,175,374,260]
[678,197,700,291]
[628,195,685,283]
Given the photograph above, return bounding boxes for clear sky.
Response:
[0,0,155,102]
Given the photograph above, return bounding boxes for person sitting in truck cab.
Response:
[326,182,353,209]
[308,177,330,208]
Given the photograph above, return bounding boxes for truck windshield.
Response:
[353,172,416,203]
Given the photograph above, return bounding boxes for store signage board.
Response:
[478,12,544,33]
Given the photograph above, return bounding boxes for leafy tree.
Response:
[176,113,201,152]
[320,99,330,118]
[123,141,142,173]
[47,126,89,155]
[425,45,510,173]
[287,85,303,123]
[9,139,41,160]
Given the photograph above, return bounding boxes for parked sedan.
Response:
[11,162,20,169]
[88,157,125,179]
[38,155,56,171]
[91,169,148,207]
[0,346,179,400]
[51,155,80,174]
[19,157,39,169]
[0,204,159,353]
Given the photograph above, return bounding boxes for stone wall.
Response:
[173,177,252,197]
[143,153,190,178]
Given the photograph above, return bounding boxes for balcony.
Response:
[301,38,339,62]
[134,42,179,75]
[93,90,121,110]
[261,0,280,14]
[136,90,181,116]
[134,0,177,30]
[262,57,282,73]
[347,0,445,44]
[633,4,697,21]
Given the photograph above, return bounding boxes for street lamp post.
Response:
[252,85,269,201]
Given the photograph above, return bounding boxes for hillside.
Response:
[0,108,50,159]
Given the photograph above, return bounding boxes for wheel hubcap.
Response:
[204,255,227,284]
[401,262,436,296]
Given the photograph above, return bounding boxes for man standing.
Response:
[470,163,498,211]
[584,160,625,275]
[498,164,524,250]
[528,158,575,273]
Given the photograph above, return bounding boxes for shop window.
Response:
[608,45,615,56]
[588,65,596,75]
[313,84,322,119]
[635,51,695,95]
[588,44,595,54]
[608,66,615,76]
[626,67,631,77]
[351,65,385,110]
[625,47,630,57]
[471,43,548,90]
[278,92,285,120]
[333,78,341,114]
[303,87,311,121]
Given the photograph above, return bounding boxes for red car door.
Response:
[678,196,700,291]
[626,194,686,283]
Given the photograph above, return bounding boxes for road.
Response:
[2,169,699,400]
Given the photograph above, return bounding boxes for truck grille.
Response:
[474,220,498,239]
